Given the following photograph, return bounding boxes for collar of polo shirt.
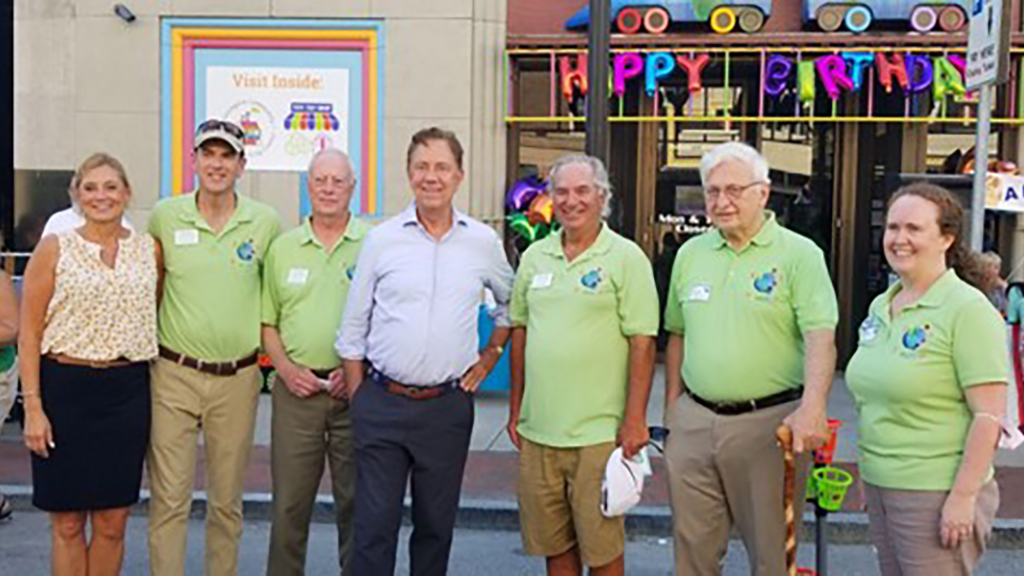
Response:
[712,210,781,251]
[541,223,614,261]
[178,191,255,232]
[298,215,368,248]
[877,268,960,321]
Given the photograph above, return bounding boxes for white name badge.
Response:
[174,229,199,246]
[531,273,554,289]
[287,268,310,285]
[688,284,711,302]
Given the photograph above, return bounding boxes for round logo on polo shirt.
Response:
[752,269,778,295]
[901,324,930,352]
[236,240,255,262]
[580,268,603,291]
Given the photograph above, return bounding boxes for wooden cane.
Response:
[776,425,797,576]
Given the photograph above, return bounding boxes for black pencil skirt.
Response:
[31,357,151,512]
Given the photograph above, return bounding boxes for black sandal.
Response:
[0,493,12,521]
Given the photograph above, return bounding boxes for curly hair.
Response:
[887,182,989,292]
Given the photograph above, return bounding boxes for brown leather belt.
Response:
[367,364,458,400]
[159,346,258,377]
[46,354,136,369]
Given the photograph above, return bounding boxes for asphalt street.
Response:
[1,512,1023,575]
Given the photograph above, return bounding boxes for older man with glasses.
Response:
[262,148,365,576]
[662,142,838,576]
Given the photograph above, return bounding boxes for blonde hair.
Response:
[73,153,131,191]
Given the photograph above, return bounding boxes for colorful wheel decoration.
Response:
[938,5,967,32]
[910,5,938,32]
[710,7,737,34]
[844,6,872,33]
[737,8,765,33]
[817,5,846,32]
[615,8,643,34]
[644,7,671,34]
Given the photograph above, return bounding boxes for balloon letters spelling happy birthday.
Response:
[798,60,816,103]
[875,53,910,93]
[815,54,854,100]
[645,52,676,97]
[559,54,588,103]
[613,53,644,98]
[675,53,710,94]
[841,52,874,91]
[765,55,793,97]
[905,54,934,93]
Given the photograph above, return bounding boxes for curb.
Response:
[5,486,1024,548]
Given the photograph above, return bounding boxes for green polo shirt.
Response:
[261,217,367,371]
[846,270,1008,491]
[664,212,838,402]
[510,225,659,448]
[149,192,280,362]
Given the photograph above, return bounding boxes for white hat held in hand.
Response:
[600,447,649,518]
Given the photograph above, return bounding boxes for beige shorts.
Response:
[517,438,624,568]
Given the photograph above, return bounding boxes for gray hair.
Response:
[699,142,770,186]
[981,251,1003,267]
[547,154,614,219]
[307,147,354,179]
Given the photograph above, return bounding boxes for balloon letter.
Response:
[645,52,676,97]
[613,52,644,98]
[559,54,588,102]
[798,60,816,103]
[675,53,710,93]
[875,52,909,93]
[815,54,854,100]
[905,54,934,93]
[933,56,966,100]
[841,52,874,91]
[765,55,793,97]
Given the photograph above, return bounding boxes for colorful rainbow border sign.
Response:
[160,18,385,216]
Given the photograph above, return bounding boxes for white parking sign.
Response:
[966,0,1010,90]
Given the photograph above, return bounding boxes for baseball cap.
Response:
[194,119,245,154]
[600,447,649,518]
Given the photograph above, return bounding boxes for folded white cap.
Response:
[600,447,647,518]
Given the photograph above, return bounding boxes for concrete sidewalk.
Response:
[4,371,1024,544]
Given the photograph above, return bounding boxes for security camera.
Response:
[113,3,136,23]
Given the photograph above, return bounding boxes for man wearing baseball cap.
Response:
[147,119,281,576]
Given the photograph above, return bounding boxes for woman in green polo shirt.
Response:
[847,182,1007,575]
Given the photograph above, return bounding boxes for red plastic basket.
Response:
[813,419,842,465]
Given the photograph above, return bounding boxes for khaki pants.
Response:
[665,394,807,576]
[865,480,999,576]
[267,377,356,576]
[147,357,262,576]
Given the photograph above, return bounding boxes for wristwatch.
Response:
[483,344,504,356]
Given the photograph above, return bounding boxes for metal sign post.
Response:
[585,0,610,165]
[966,0,1011,250]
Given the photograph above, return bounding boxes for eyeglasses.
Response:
[704,181,766,202]
[195,119,244,139]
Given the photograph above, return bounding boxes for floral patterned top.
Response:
[41,230,158,362]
